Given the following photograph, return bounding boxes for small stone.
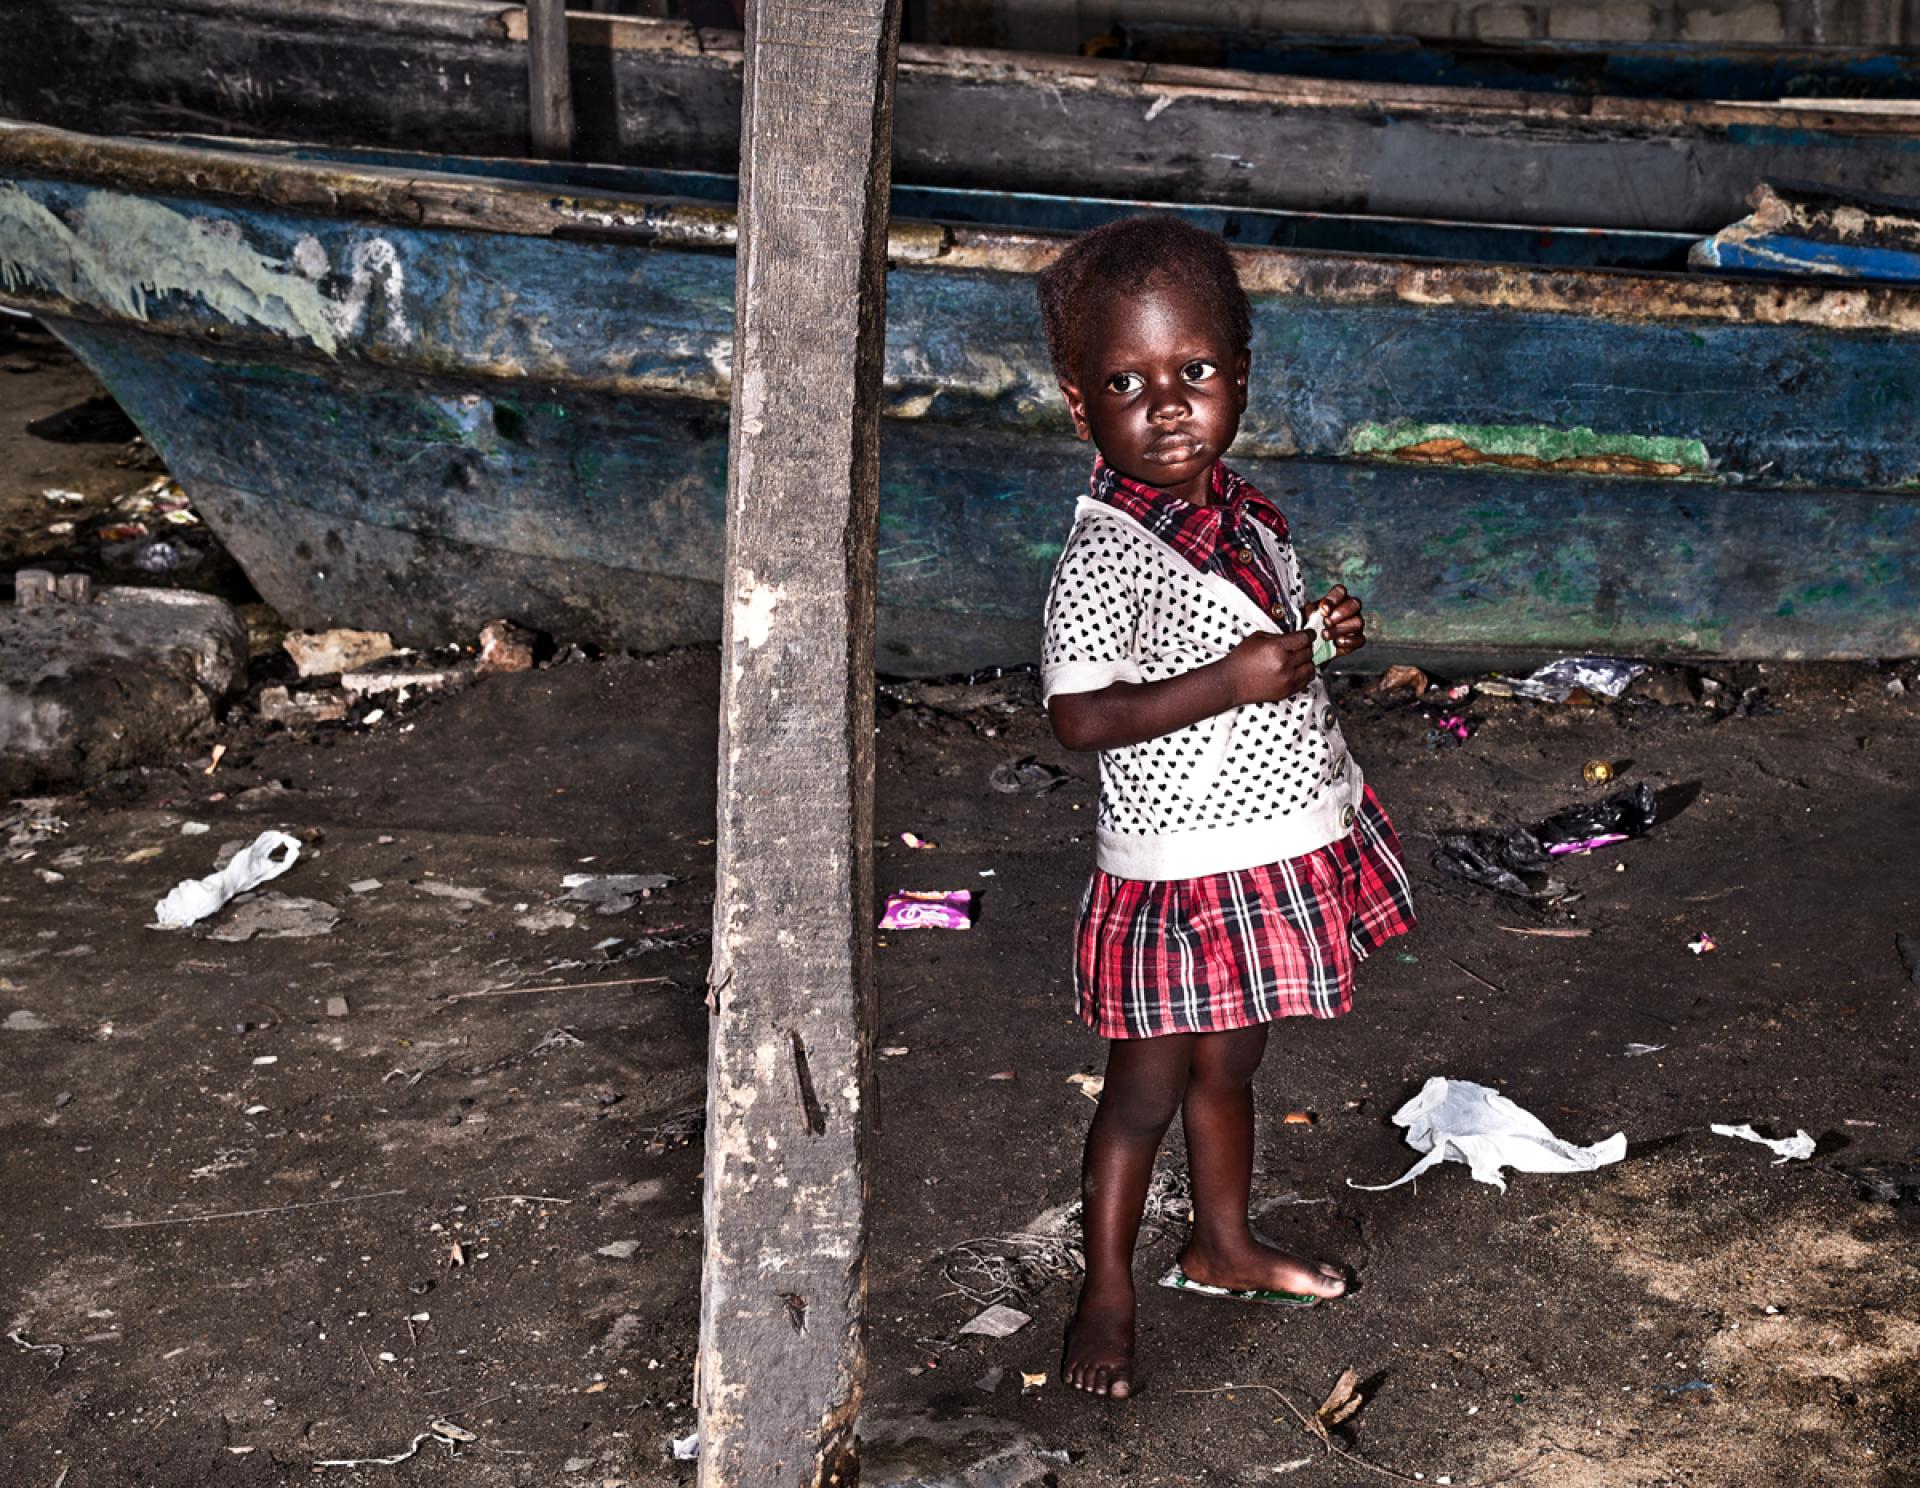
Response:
[348,879,382,894]
[597,1240,642,1260]
[53,1090,72,1107]
[564,1458,592,1474]
[325,996,350,1018]
[282,628,394,678]
[4,1010,51,1031]
[408,1279,434,1296]
[477,619,539,674]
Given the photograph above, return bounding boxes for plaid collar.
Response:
[1088,458,1291,565]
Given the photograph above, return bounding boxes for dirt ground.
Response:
[4,320,1919,1487]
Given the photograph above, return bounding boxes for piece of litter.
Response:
[1020,1371,1047,1393]
[900,831,937,850]
[1624,1043,1667,1057]
[958,1303,1031,1338]
[244,1105,268,1115]
[987,1070,1016,1081]
[1066,1072,1104,1101]
[583,1381,608,1394]
[978,869,996,877]
[153,830,301,928]
[1710,1123,1814,1164]
[1350,1076,1626,1193]
[206,894,339,942]
[180,822,210,835]
[671,1433,699,1461]
[1688,932,1717,955]
[597,1240,642,1260]
[1482,656,1647,703]
[4,1010,52,1032]
[1283,1110,1317,1125]
[558,873,672,915]
[378,1351,396,1362]
[251,1055,278,1066]
[878,890,972,931]
[348,878,382,894]
[880,1046,910,1057]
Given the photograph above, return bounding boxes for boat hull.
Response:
[4,128,1918,663]
[43,313,1920,666]
[14,0,1920,232]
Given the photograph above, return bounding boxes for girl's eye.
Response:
[1105,372,1142,394]
[1184,360,1219,383]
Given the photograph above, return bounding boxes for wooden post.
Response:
[525,0,574,158]
[697,0,900,1482]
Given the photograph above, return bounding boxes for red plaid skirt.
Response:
[1074,787,1415,1039]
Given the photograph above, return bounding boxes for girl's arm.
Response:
[1049,630,1318,752]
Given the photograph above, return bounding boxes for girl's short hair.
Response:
[1036,215,1253,384]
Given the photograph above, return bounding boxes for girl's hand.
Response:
[1225,629,1318,706]
[1314,585,1367,656]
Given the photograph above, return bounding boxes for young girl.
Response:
[1037,217,1415,1399]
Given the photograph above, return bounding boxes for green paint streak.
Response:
[1348,420,1710,475]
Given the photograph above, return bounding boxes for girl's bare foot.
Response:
[1063,1287,1136,1398]
[1177,1235,1348,1299]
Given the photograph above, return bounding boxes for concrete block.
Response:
[1392,0,1465,34]
[1680,1,1788,41]
[0,587,248,793]
[1472,2,1542,37]
[1547,1,1657,39]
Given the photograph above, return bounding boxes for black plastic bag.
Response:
[1431,784,1659,899]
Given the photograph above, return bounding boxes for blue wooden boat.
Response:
[1,122,1916,666]
[1107,25,1920,104]
[1693,182,1920,282]
[13,0,1920,234]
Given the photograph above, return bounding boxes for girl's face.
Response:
[1059,278,1250,507]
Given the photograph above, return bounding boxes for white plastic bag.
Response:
[153,830,302,928]
[1351,1076,1627,1193]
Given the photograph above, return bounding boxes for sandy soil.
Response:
[3,323,1918,1487]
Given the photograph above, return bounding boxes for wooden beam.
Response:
[525,0,574,158]
[697,0,900,1483]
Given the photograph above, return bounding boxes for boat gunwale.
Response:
[42,0,1920,134]
[7,122,1920,335]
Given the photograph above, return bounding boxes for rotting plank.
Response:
[698,0,900,1482]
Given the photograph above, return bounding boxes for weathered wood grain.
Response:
[699,0,899,1482]
[525,0,575,158]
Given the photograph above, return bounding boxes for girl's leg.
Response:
[1064,1032,1196,1399]
[1177,1025,1347,1298]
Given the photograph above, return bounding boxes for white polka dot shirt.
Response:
[1042,497,1366,881]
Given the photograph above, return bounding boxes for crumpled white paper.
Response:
[153,830,301,928]
[1711,1123,1814,1164]
[1350,1076,1627,1193]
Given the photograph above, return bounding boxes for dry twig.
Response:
[1177,1381,1545,1487]
[1447,957,1507,996]
[103,1189,408,1230]
[446,975,673,1003]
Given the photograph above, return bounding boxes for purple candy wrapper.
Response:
[879,890,973,931]
[1546,833,1630,857]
